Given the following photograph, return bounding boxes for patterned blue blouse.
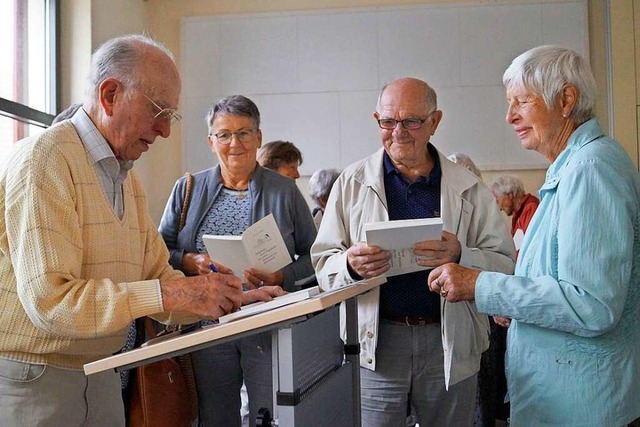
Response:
[195,188,251,254]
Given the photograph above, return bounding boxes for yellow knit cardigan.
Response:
[0,122,184,369]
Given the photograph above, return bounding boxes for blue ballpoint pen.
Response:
[209,262,218,273]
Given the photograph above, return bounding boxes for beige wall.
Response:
[61,0,637,224]
[59,0,92,107]
[59,0,149,108]
[609,1,638,168]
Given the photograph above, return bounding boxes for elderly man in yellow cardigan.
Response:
[0,35,280,426]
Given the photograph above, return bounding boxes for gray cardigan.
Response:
[158,164,317,291]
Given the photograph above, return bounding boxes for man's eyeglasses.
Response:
[136,89,182,125]
[210,129,257,145]
[377,117,427,130]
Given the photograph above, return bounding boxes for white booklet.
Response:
[513,228,525,251]
[364,217,443,277]
[218,286,320,324]
[203,214,292,279]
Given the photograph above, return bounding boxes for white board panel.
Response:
[339,90,381,168]
[542,3,589,52]
[297,12,379,92]
[218,16,299,95]
[378,7,460,89]
[258,92,342,175]
[181,1,587,174]
[181,21,221,100]
[181,95,220,174]
[459,4,545,87]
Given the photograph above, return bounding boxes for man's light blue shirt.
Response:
[70,108,133,219]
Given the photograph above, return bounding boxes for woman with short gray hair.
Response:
[308,168,340,228]
[159,94,317,427]
[488,173,539,253]
[488,174,524,200]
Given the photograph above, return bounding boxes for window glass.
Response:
[0,0,56,155]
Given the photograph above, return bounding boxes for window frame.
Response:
[0,0,58,129]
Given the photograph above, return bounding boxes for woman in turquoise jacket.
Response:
[429,45,640,426]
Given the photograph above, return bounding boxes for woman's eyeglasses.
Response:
[210,129,258,144]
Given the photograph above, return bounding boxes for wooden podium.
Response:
[84,276,385,427]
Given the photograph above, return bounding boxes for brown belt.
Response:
[381,315,440,326]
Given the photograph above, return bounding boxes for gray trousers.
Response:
[360,319,477,427]
[0,357,125,426]
[191,331,273,427]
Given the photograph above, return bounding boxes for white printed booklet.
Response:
[203,214,292,279]
[364,217,443,277]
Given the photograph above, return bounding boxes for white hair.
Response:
[502,45,596,124]
[308,168,340,207]
[489,174,525,198]
[87,34,175,100]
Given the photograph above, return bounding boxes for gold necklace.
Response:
[225,185,248,200]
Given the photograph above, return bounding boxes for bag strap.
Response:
[178,172,193,232]
[154,173,193,339]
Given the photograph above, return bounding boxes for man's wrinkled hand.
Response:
[242,285,287,305]
[414,231,461,268]
[243,269,284,289]
[182,252,233,276]
[161,273,243,320]
[346,242,391,279]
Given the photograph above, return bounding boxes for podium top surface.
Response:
[83,276,385,375]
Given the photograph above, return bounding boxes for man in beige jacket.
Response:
[311,77,515,426]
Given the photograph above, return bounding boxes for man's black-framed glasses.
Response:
[377,117,427,130]
[211,129,258,144]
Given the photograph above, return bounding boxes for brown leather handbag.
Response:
[127,172,198,426]
[127,318,198,427]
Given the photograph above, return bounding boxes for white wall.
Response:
[181,3,586,177]
[60,0,635,224]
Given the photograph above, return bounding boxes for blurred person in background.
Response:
[447,152,482,179]
[50,103,82,125]
[488,174,539,254]
[257,140,302,180]
[308,168,340,229]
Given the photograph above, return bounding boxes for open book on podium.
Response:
[218,286,320,324]
[83,276,386,376]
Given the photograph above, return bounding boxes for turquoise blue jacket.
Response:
[476,119,640,426]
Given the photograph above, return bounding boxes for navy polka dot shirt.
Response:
[379,144,442,319]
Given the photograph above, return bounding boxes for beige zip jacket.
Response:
[311,147,515,388]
